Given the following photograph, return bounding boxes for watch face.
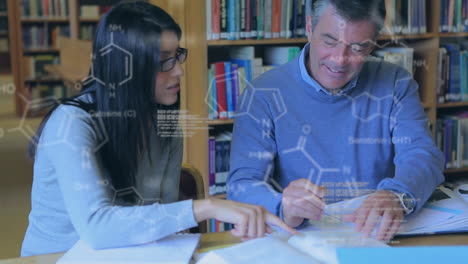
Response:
[402,194,415,211]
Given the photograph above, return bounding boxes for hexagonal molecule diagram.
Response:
[344,92,403,125]
[205,70,287,123]
[282,125,341,187]
[83,31,133,96]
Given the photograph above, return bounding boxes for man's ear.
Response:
[306,15,313,40]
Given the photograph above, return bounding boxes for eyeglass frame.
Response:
[159,47,188,72]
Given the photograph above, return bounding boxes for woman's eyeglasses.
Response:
[159,47,188,72]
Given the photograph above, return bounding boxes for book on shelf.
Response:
[27,83,68,111]
[0,37,8,52]
[208,46,299,120]
[0,0,6,12]
[80,4,111,19]
[209,219,234,232]
[80,24,96,40]
[22,25,70,50]
[383,0,427,35]
[437,113,468,169]
[440,0,468,33]
[437,42,468,103]
[208,0,307,40]
[374,47,414,74]
[23,54,59,79]
[0,16,7,32]
[21,0,69,18]
[208,131,232,196]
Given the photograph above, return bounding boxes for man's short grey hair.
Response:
[309,0,387,37]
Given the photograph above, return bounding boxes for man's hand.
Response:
[282,179,326,227]
[343,190,404,241]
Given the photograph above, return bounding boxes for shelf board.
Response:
[0,12,7,16]
[23,48,59,54]
[80,18,100,23]
[438,32,468,38]
[25,77,63,83]
[212,193,226,199]
[208,38,308,46]
[206,119,234,125]
[21,17,69,23]
[207,33,439,46]
[378,33,436,40]
[437,101,468,108]
[445,167,468,174]
[0,31,8,36]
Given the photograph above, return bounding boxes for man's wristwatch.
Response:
[389,190,416,215]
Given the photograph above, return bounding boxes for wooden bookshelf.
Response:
[206,119,234,126]
[212,194,227,199]
[159,0,468,215]
[21,17,69,23]
[437,102,468,109]
[0,11,6,16]
[444,167,468,174]
[438,32,468,38]
[23,48,60,54]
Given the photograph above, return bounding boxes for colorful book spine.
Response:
[214,62,228,119]
[224,62,234,118]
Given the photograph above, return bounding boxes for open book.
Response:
[196,227,388,264]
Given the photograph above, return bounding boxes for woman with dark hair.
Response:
[21,1,294,257]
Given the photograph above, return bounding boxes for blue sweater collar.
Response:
[299,43,359,96]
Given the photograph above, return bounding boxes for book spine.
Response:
[212,0,221,40]
[235,0,241,39]
[209,137,216,195]
[214,62,228,119]
[272,0,281,38]
[291,0,298,38]
[280,0,287,38]
[250,0,258,38]
[231,64,239,113]
[225,62,234,118]
[220,0,228,39]
[257,0,265,39]
[240,0,247,38]
[207,0,212,40]
[264,0,272,38]
[207,65,217,119]
[227,0,235,40]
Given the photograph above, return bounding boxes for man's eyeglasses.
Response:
[159,47,188,72]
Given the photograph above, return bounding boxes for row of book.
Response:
[20,0,69,17]
[374,47,414,74]
[22,25,69,49]
[80,25,96,40]
[206,0,308,40]
[0,16,7,32]
[0,38,8,52]
[208,132,232,196]
[27,84,69,107]
[437,43,468,103]
[383,0,427,35]
[436,114,468,169]
[0,0,6,12]
[209,219,234,233]
[80,5,111,19]
[23,55,59,79]
[440,0,468,33]
[208,46,300,120]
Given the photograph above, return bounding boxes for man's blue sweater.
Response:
[227,44,444,218]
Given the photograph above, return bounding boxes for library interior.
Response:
[0,0,467,263]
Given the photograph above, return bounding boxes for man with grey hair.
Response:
[227,0,444,241]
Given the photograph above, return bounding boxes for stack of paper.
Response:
[57,233,201,264]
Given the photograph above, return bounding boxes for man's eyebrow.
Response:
[321,33,338,41]
[350,41,372,47]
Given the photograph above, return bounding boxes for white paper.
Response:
[57,233,201,264]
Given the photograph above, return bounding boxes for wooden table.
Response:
[1,232,467,264]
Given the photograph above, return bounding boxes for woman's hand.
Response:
[193,199,297,240]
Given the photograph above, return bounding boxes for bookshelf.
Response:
[159,0,468,219]
[9,0,122,117]
[0,0,10,74]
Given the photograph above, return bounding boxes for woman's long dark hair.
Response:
[29,1,182,191]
